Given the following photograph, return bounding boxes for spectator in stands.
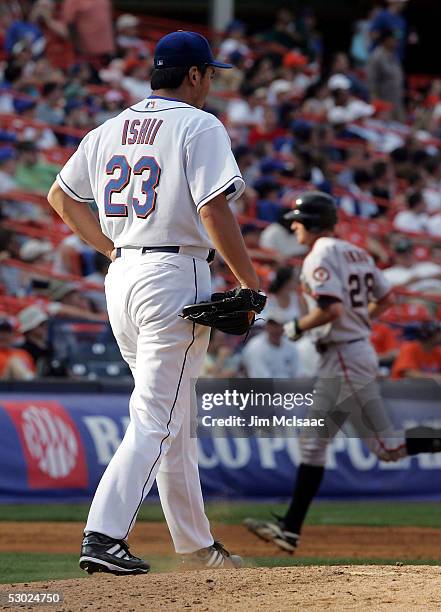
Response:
[328,51,369,101]
[85,251,109,313]
[340,169,379,218]
[63,100,93,143]
[36,81,65,125]
[421,156,441,214]
[370,321,400,373]
[301,83,332,120]
[48,280,89,309]
[218,20,250,63]
[215,48,246,94]
[242,311,299,378]
[392,322,441,381]
[428,213,441,238]
[61,0,115,63]
[0,147,18,193]
[65,61,94,94]
[18,305,58,376]
[267,78,294,108]
[32,53,65,87]
[52,234,94,276]
[0,229,19,259]
[248,106,287,147]
[0,228,23,295]
[295,8,323,61]
[327,73,374,124]
[226,86,266,128]
[19,238,52,265]
[244,57,275,90]
[351,9,378,67]
[11,99,57,149]
[30,0,70,50]
[95,90,125,125]
[337,146,370,187]
[371,160,396,214]
[369,0,409,62]
[201,329,241,378]
[254,178,281,223]
[5,2,46,58]
[120,60,152,103]
[115,14,149,55]
[261,7,302,50]
[0,318,34,380]
[240,223,279,262]
[265,266,304,322]
[383,238,441,293]
[45,280,107,321]
[393,191,428,233]
[234,145,259,186]
[14,141,58,194]
[366,28,404,120]
[280,50,312,99]
[259,206,308,258]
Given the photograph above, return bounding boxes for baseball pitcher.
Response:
[48,31,265,574]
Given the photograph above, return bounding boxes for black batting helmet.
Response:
[284,191,337,232]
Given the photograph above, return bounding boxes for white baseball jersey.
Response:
[56,96,245,248]
[301,237,391,343]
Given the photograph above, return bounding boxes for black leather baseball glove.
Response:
[181,287,267,336]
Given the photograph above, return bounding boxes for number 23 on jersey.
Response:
[104,155,161,218]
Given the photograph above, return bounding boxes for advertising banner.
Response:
[0,384,440,502]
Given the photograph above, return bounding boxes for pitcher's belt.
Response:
[115,246,215,263]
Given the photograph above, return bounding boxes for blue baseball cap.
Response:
[154,31,232,69]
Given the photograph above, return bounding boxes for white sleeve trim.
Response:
[196,175,245,212]
[57,173,94,203]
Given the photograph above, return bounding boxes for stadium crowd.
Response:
[0,0,440,382]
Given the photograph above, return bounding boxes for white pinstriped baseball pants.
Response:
[85,249,214,554]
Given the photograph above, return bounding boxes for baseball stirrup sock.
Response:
[406,427,441,455]
[283,463,325,535]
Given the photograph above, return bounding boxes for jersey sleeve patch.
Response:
[312,266,330,283]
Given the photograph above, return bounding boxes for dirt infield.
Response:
[1,566,441,611]
[1,521,441,560]
[1,523,441,610]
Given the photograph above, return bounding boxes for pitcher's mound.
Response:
[2,566,440,611]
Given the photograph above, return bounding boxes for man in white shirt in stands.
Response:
[393,191,429,234]
[226,87,266,127]
[259,207,308,259]
[242,311,299,378]
[383,238,441,294]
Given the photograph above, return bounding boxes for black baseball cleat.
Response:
[243,518,299,553]
[79,532,150,575]
[181,541,244,569]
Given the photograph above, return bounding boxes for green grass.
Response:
[1,501,440,584]
[0,553,84,584]
[1,501,441,528]
[0,553,182,584]
[1,553,440,585]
